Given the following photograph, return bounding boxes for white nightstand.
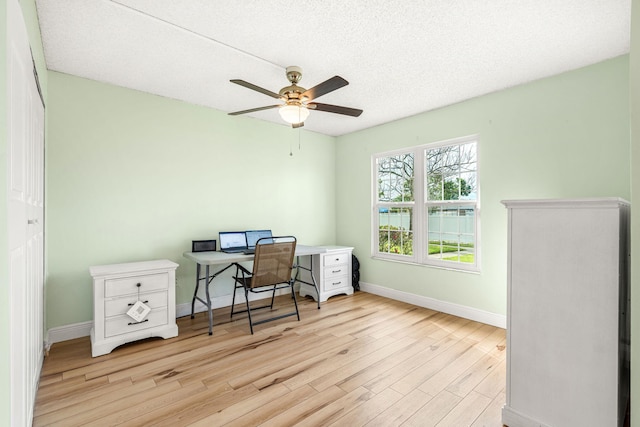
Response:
[300,246,353,302]
[89,259,179,357]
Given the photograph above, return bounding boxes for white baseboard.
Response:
[45,321,94,350]
[359,281,506,329]
[46,289,290,347]
[501,406,551,427]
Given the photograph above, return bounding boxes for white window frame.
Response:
[372,135,480,272]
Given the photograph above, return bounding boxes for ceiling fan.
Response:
[228,66,363,128]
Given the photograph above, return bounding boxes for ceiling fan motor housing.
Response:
[280,66,306,102]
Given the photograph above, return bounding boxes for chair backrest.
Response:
[250,236,296,289]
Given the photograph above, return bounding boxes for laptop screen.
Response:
[245,229,273,248]
[219,231,247,250]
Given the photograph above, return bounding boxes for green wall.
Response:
[45,71,337,329]
[336,56,630,318]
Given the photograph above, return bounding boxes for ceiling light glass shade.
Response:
[279,104,310,124]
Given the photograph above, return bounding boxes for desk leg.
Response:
[191,263,201,319]
[309,255,320,310]
[205,264,213,335]
[294,255,321,309]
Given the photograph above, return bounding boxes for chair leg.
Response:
[244,287,254,334]
[231,281,238,318]
[269,285,277,309]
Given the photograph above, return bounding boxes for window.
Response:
[373,136,479,271]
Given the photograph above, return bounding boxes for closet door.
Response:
[7,0,45,424]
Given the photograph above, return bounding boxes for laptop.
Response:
[219,231,248,253]
[243,229,273,254]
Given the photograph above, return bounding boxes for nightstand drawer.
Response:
[104,291,168,317]
[323,275,349,292]
[324,265,348,279]
[105,272,169,297]
[323,252,350,267]
[104,308,168,338]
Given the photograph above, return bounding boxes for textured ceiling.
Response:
[36,0,631,137]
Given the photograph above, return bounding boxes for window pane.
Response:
[426,142,477,202]
[427,205,475,265]
[459,171,477,200]
[428,206,441,232]
[378,207,413,256]
[427,173,444,201]
[377,153,414,202]
[460,142,477,172]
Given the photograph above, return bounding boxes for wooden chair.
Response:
[231,236,300,334]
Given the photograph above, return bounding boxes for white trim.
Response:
[501,197,629,210]
[501,406,552,427]
[45,321,94,349]
[359,281,506,329]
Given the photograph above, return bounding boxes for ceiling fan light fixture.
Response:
[279,104,310,124]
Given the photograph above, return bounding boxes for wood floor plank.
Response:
[33,378,158,426]
[474,359,507,399]
[471,391,507,427]
[222,384,318,427]
[337,337,432,393]
[327,387,404,426]
[309,336,417,392]
[89,380,207,426]
[121,382,257,427]
[188,383,291,426]
[226,333,356,390]
[34,292,506,427]
[287,386,375,427]
[364,388,433,427]
[445,352,503,398]
[402,390,462,427]
[418,346,487,396]
[258,385,347,427]
[435,390,493,427]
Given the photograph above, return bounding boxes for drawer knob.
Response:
[128,319,149,326]
[332,269,341,273]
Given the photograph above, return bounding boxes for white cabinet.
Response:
[501,198,630,427]
[300,246,353,302]
[90,259,179,357]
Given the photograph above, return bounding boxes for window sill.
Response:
[371,255,481,274]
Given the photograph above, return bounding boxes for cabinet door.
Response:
[508,206,620,427]
[7,0,45,424]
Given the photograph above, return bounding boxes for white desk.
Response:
[183,245,326,335]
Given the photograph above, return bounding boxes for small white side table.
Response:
[90,259,178,357]
[300,246,353,302]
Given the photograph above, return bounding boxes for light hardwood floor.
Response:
[35,292,506,426]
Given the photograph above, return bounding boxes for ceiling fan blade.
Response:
[230,79,282,99]
[308,102,363,117]
[292,122,305,129]
[228,105,280,115]
[301,76,349,101]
